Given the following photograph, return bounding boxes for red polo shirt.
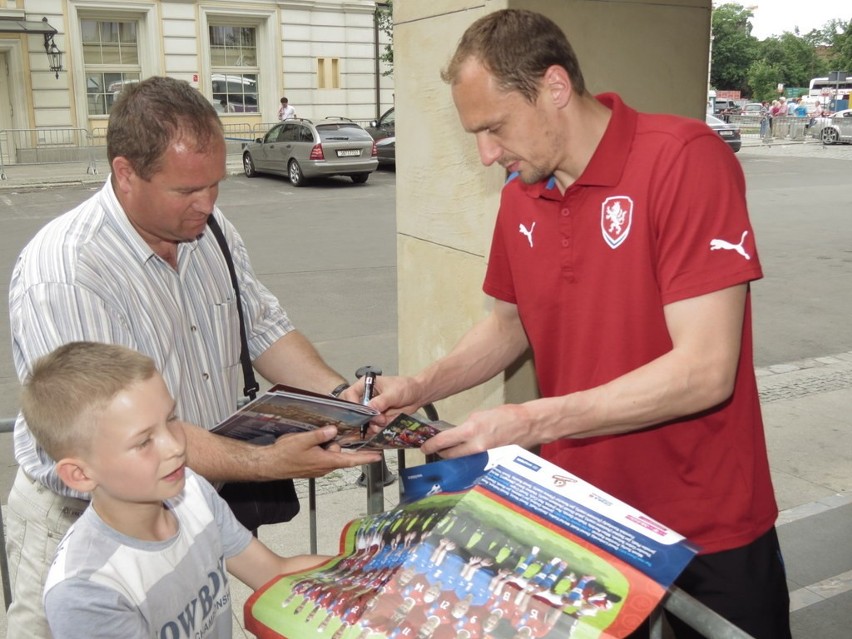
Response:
[483,94,777,553]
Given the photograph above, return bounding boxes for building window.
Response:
[317,57,340,89]
[209,25,259,114]
[82,19,140,116]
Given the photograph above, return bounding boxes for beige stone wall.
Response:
[394,0,712,428]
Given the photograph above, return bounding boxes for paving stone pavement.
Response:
[756,351,852,402]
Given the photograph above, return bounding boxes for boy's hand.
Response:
[228,539,334,591]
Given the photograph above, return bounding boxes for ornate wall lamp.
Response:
[42,17,62,79]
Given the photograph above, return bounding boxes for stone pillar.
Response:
[394,0,712,429]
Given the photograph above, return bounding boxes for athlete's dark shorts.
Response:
[626,526,792,639]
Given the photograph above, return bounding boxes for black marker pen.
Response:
[361,371,376,439]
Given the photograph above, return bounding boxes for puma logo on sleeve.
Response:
[709,230,750,260]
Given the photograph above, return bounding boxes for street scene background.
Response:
[0,140,850,637]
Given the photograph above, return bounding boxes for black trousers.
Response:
[627,527,792,639]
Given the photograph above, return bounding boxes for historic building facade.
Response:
[0,0,392,147]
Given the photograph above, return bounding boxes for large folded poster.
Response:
[246,446,698,639]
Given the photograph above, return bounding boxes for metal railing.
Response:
[723,114,814,142]
[0,128,98,180]
[0,116,380,180]
[90,126,108,149]
[221,122,254,142]
[652,587,755,638]
[0,417,13,611]
[250,122,281,140]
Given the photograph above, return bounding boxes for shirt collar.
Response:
[576,93,637,188]
[100,176,200,265]
[516,92,638,200]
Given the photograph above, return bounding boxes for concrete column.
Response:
[394,0,712,428]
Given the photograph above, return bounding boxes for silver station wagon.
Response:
[242,118,378,186]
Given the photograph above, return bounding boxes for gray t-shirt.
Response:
[44,470,253,638]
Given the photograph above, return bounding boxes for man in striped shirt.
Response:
[6,76,380,638]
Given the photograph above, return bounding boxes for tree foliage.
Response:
[746,60,783,102]
[829,20,852,71]
[757,33,826,88]
[376,1,393,77]
[711,3,851,98]
[710,4,759,93]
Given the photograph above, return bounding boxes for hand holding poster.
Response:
[211,385,448,450]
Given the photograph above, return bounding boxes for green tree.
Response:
[376,1,393,77]
[803,22,836,47]
[710,3,759,93]
[746,59,783,102]
[826,19,852,72]
[758,32,826,91]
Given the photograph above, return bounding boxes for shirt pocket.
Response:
[207,296,242,375]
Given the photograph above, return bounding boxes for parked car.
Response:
[242,118,378,186]
[705,114,741,153]
[809,109,852,145]
[740,102,765,117]
[713,98,738,117]
[376,136,395,167]
[364,107,395,141]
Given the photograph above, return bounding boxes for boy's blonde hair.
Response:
[21,342,157,460]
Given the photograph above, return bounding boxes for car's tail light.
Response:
[310,144,324,160]
[371,142,377,157]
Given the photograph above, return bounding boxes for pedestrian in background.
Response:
[278,96,297,120]
[761,100,772,139]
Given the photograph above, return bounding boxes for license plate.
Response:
[720,131,734,137]
[336,149,361,157]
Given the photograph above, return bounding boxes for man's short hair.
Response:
[441,9,586,103]
[22,342,157,461]
[107,75,223,180]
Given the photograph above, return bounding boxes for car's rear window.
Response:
[317,124,372,141]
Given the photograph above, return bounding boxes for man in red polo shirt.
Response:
[354,8,791,639]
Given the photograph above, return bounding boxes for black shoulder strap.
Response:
[206,215,259,401]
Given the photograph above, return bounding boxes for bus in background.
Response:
[808,74,852,113]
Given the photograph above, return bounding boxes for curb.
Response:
[0,159,247,192]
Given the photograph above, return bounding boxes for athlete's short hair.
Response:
[441,9,586,102]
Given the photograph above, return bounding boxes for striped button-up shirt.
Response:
[10,178,293,497]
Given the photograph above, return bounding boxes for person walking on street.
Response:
[349,10,792,639]
[760,100,772,139]
[278,96,297,120]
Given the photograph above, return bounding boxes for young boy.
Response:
[23,341,328,638]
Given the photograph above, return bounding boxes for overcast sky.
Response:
[747,0,851,39]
